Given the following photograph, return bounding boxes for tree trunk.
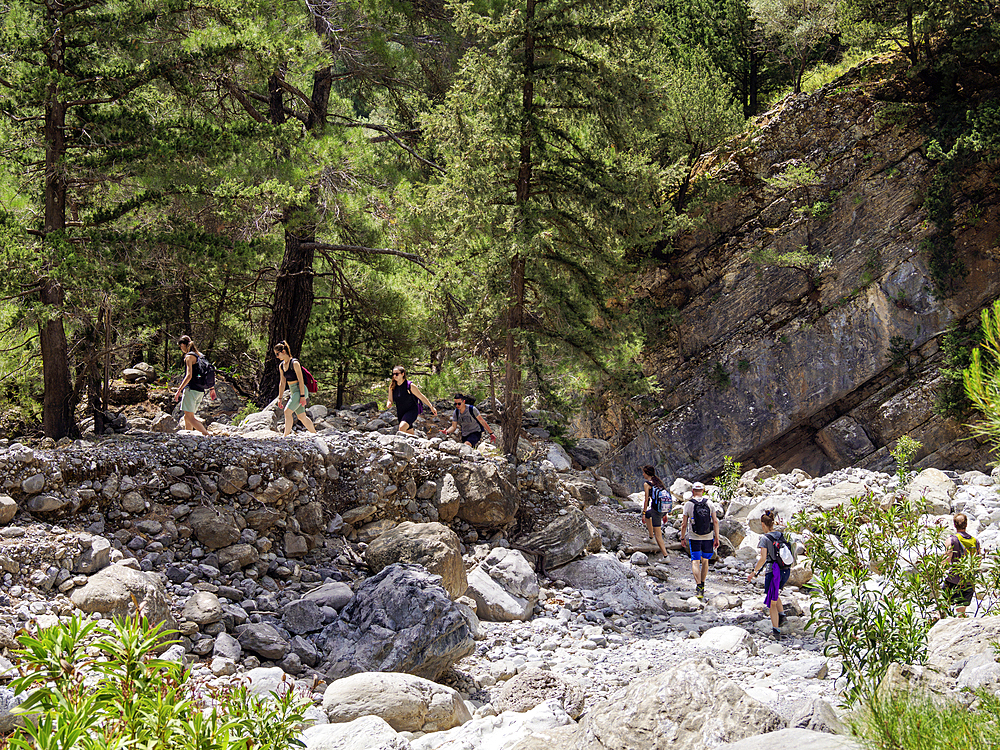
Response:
[502,0,536,458]
[39,1,76,440]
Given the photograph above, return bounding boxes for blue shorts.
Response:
[688,538,715,560]
[764,564,790,593]
[462,431,482,447]
[398,408,419,426]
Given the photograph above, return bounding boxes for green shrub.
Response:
[713,456,742,509]
[856,689,1000,750]
[8,615,310,750]
[233,401,259,425]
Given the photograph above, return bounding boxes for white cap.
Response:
[692,482,705,490]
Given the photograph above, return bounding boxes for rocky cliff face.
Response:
[592,56,1000,484]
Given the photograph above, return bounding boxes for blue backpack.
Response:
[649,485,671,515]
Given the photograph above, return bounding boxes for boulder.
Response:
[322,564,474,681]
[698,626,757,655]
[716,728,861,749]
[240,409,279,432]
[151,413,176,433]
[808,482,870,513]
[410,700,572,750]
[70,564,176,631]
[237,623,289,660]
[182,591,224,625]
[72,536,112,574]
[494,669,585,720]
[925,616,1000,674]
[302,582,354,611]
[0,495,16,525]
[452,462,519,527]
[188,507,242,550]
[553,553,665,614]
[302,716,410,750]
[283,599,325,634]
[218,466,249,495]
[788,698,846,734]
[322,672,471,732]
[580,658,784,749]
[366,522,467,600]
[518,507,602,569]
[246,666,296,698]
[718,518,745,548]
[545,443,573,471]
[907,468,956,514]
[465,549,539,622]
[568,438,612,468]
[435,474,461,523]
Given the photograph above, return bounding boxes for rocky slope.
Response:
[581,54,1000,485]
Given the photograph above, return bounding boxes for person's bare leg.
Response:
[184,411,209,435]
[397,420,413,434]
[297,412,317,434]
[769,599,781,628]
[690,559,701,584]
[283,409,294,436]
[644,514,654,539]
[653,527,668,557]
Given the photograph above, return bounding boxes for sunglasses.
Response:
[392,371,403,376]
[454,401,463,405]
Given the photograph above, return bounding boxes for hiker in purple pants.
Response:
[748,508,789,639]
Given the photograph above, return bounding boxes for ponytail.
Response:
[642,465,665,490]
[274,340,292,356]
[178,335,200,355]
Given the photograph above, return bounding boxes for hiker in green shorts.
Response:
[173,335,215,435]
[274,340,317,437]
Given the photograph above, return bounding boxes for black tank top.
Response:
[393,381,417,413]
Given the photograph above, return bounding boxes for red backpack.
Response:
[291,359,319,393]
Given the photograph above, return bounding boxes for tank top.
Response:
[393,381,417,414]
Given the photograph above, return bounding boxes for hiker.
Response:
[749,508,793,639]
[274,341,317,436]
[944,513,981,616]
[173,335,215,436]
[641,465,672,558]
[679,481,720,600]
[443,393,495,447]
[386,366,437,435]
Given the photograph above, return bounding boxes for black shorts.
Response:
[462,431,482,447]
[945,580,975,607]
[398,408,419,426]
[644,509,662,527]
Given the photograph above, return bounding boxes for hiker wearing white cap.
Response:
[680,482,720,600]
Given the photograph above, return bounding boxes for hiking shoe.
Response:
[696,583,705,600]
[771,627,782,640]
[777,613,787,627]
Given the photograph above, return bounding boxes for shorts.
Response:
[945,580,975,607]
[181,388,204,413]
[398,408,419,427]
[462,431,482,447]
[688,538,715,561]
[764,564,790,594]
[285,383,306,415]
[644,509,662,527]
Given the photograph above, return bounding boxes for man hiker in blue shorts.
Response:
[680,482,720,600]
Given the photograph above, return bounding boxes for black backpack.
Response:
[692,498,713,535]
[191,354,216,390]
[454,395,478,422]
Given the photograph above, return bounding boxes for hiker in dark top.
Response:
[173,335,215,436]
[443,393,494,448]
[944,513,981,616]
[641,465,671,558]
[386,366,437,435]
[749,508,791,639]
[274,341,317,436]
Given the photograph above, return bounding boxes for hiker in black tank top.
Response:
[386,365,437,435]
[274,341,317,436]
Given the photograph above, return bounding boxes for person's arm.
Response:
[174,354,195,402]
[642,483,650,512]
[409,383,438,417]
[386,380,394,409]
[748,547,768,581]
[475,411,495,441]
[679,511,688,543]
[713,506,721,549]
[944,537,955,565]
[292,360,307,408]
[276,365,287,409]
[443,417,458,436]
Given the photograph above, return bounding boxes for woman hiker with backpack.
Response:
[641,466,672,558]
[749,508,794,639]
[173,335,216,436]
[386,366,438,435]
[274,341,318,436]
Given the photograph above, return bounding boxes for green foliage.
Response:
[709,362,731,389]
[8,614,309,750]
[750,244,832,291]
[890,435,922,486]
[792,491,984,705]
[737,358,751,372]
[888,334,913,368]
[964,300,1000,453]
[765,162,820,190]
[855,689,1000,750]
[935,318,981,418]
[749,0,839,93]
[713,455,742,507]
[233,402,259,426]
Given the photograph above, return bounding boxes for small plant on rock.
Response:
[890,435,922,487]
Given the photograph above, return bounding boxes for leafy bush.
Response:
[856,689,1000,750]
[890,435,922,487]
[233,401,259,426]
[793,489,998,705]
[8,615,310,750]
[713,456,742,509]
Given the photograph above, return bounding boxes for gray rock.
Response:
[367,522,467,600]
[568,438,612,468]
[283,599,324,634]
[183,591,224,625]
[716,728,860,749]
[26,494,71,514]
[323,564,474,681]
[782,657,829,680]
[218,467,249,495]
[237,623,289,660]
[0,495,16,525]
[466,549,539,622]
[70,564,176,632]
[302,716,410,750]
[213,631,242,661]
[303,582,354,611]
[788,699,846,735]
[554,553,665,614]
[452,462,519,528]
[435,474,461,524]
[926,616,1000,674]
[0,687,25,733]
[73,537,112,574]
[518,507,602,570]
[21,474,45,494]
[322,671,471,732]
[494,669,585,720]
[188,507,242,550]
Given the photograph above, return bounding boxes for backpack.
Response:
[649,485,670,515]
[407,381,423,415]
[765,531,796,568]
[298,361,319,394]
[950,532,979,560]
[691,498,714,535]
[193,354,216,389]
[454,396,478,422]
